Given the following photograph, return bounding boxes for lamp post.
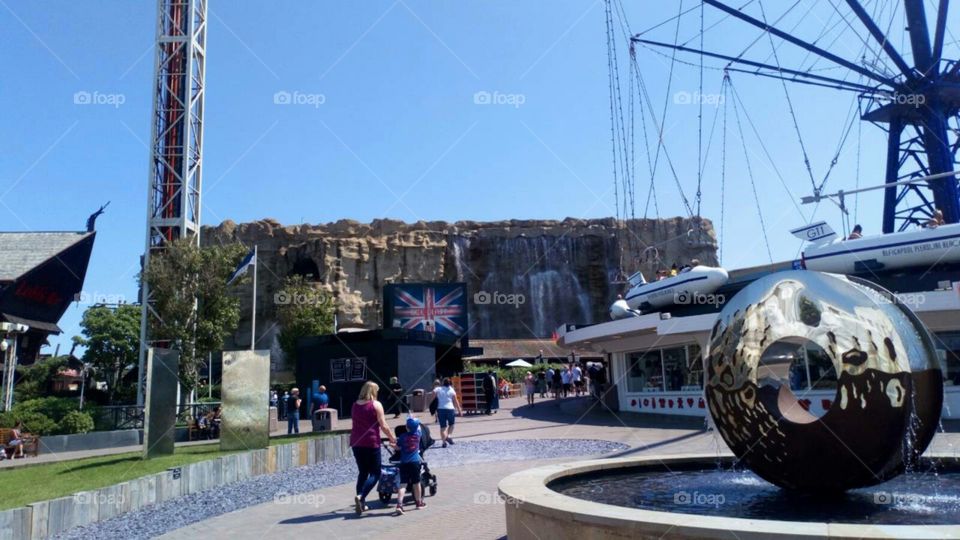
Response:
[79,362,91,410]
[0,323,29,412]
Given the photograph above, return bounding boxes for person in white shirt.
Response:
[572,365,583,396]
[560,368,572,398]
[432,378,463,448]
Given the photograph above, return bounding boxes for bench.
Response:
[187,418,210,441]
[0,428,39,458]
[311,408,338,432]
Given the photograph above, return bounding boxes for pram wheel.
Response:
[378,492,391,504]
[429,485,437,497]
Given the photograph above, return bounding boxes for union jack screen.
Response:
[383,283,468,337]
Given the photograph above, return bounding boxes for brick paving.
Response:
[157,394,960,540]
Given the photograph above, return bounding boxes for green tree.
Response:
[75,304,141,404]
[14,355,68,401]
[142,239,247,395]
[276,275,335,370]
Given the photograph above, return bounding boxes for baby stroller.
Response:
[377,422,438,504]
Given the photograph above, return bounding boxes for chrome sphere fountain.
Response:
[705,271,943,491]
[500,271,959,540]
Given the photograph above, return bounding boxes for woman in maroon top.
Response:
[350,381,396,515]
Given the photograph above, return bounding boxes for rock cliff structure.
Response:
[202,217,718,351]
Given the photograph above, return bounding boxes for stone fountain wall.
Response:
[202,217,717,351]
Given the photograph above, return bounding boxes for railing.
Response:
[94,402,222,431]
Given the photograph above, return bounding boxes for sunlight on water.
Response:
[549,461,960,525]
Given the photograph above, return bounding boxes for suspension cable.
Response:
[758,1,820,198]
[695,0,705,225]
[726,78,807,219]
[719,73,729,264]
[644,0,694,217]
[729,75,774,263]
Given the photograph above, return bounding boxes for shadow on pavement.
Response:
[279,508,395,525]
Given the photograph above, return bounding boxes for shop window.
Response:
[626,351,663,392]
[662,347,687,391]
[934,332,960,386]
[684,344,703,390]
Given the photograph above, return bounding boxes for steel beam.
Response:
[883,119,905,233]
[932,0,949,73]
[844,0,914,79]
[631,37,877,93]
[904,0,935,75]
[702,0,896,86]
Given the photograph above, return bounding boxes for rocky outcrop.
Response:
[202,217,717,348]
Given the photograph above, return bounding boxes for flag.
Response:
[227,248,256,285]
[393,286,465,334]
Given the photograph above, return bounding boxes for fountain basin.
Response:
[498,453,960,539]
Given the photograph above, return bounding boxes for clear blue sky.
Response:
[1,1,954,353]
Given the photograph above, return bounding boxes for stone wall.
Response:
[202,217,717,353]
[0,432,353,540]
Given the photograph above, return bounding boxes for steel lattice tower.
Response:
[137,0,207,406]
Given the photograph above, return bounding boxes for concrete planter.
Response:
[38,429,141,455]
[0,431,351,540]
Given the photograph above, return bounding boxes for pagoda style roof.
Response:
[0,232,94,282]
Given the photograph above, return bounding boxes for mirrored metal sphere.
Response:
[706,271,942,491]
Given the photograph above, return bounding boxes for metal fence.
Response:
[95,402,222,431]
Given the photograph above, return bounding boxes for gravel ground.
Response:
[55,438,628,540]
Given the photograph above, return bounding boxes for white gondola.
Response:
[612,265,729,316]
[795,221,960,274]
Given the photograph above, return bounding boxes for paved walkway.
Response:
[158,395,960,539]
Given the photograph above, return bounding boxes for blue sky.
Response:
[1,0,954,352]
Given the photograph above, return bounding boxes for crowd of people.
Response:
[517,362,608,406]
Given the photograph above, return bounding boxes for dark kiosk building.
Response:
[295,328,464,417]
[295,283,469,417]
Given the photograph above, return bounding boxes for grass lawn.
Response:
[0,431,346,511]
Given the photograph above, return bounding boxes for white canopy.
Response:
[505,359,533,368]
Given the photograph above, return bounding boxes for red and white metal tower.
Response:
[137,0,207,406]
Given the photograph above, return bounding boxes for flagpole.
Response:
[250,245,257,351]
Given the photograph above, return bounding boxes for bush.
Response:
[14,397,78,422]
[0,411,58,435]
[58,411,95,435]
[0,397,92,435]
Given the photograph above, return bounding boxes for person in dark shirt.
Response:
[482,370,495,415]
[389,377,406,418]
[287,388,302,434]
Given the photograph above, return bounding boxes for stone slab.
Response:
[95,483,126,521]
[220,350,270,451]
[45,496,76,537]
[0,507,31,540]
[70,491,99,528]
[130,473,158,510]
[143,348,179,458]
[157,467,183,503]
[26,500,47,540]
